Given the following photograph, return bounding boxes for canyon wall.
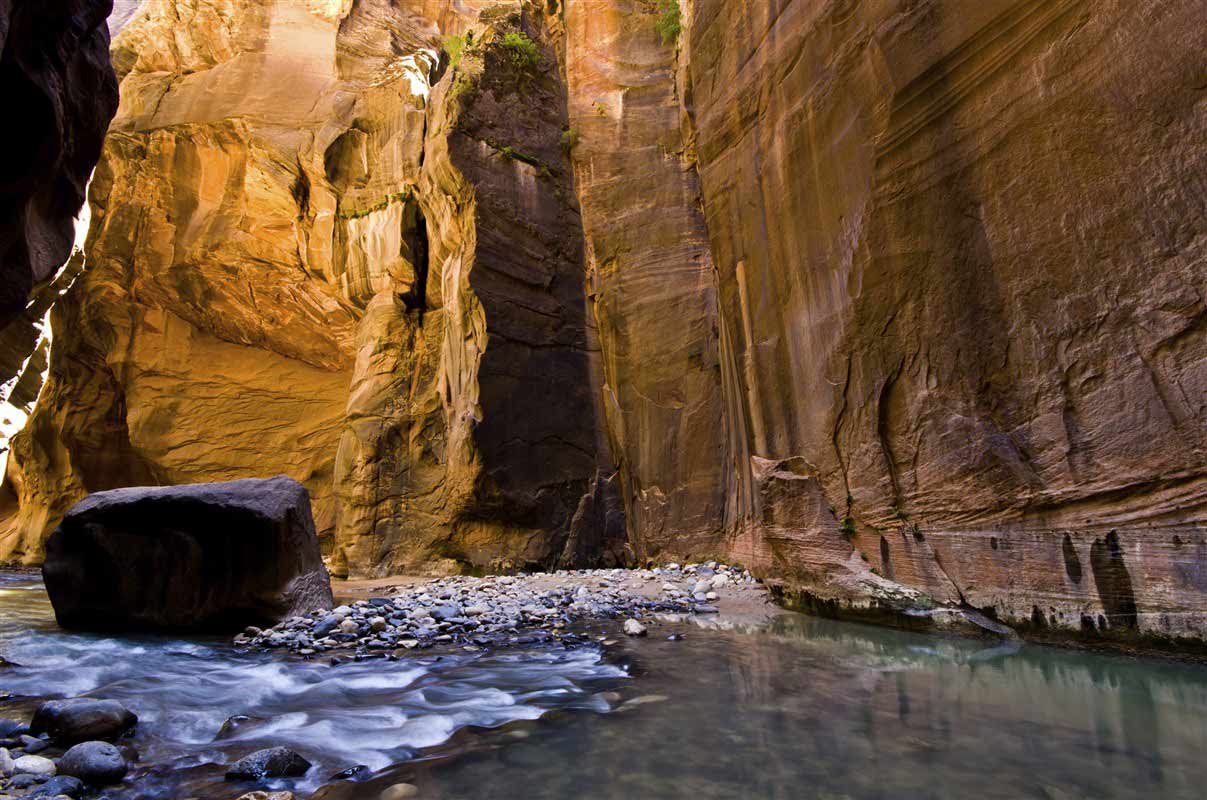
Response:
[5,0,1206,648]
[1,0,625,573]
[686,0,1207,645]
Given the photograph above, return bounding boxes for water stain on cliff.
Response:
[1090,530,1138,630]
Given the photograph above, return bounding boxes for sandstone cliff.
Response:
[5,0,1206,650]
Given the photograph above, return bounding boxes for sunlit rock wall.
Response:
[1,0,622,570]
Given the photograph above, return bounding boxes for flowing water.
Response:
[2,572,1206,799]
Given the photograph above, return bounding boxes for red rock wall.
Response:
[684,0,1207,643]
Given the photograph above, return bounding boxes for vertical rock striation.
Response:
[684,0,1207,644]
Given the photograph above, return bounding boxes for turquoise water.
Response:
[3,573,1206,799]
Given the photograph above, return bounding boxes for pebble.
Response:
[239,563,759,656]
[13,754,56,776]
[623,619,647,637]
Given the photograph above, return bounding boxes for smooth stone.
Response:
[0,747,13,776]
[18,735,47,754]
[312,615,341,637]
[6,773,40,789]
[0,721,27,739]
[623,619,647,637]
[380,784,419,799]
[235,793,294,800]
[58,741,128,784]
[25,776,85,798]
[338,620,359,635]
[430,604,462,621]
[13,755,56,776]
[30,699,137,745]
[225,747,311,780]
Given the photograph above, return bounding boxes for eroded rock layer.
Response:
[5,0,1206,650]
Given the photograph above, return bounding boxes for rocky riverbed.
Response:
[1,564,767,799]
[237,563,764,658]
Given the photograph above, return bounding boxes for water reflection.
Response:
[337,614,1207,800]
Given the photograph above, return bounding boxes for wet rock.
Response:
[26,775,85,797]
[17,735,47,754]
[225,747,312,781]
[30,699,136,746]
[13,754,56,776]
[58,741,128,785]
[42,476,334,633]
[0,746,13,776]
[5,772,40,789]
[235,793,294,800]
[623,619,647,637]
[380,784,419,800]
[313,615,342,638]
[0,720,27,739]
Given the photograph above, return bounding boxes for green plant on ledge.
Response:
[841,516,857,539]
[442,34,467,70]
[501,31,540,69]
[655,0,682,46]
[560,128,580,153]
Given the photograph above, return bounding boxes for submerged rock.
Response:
[225,747,312,781]
[42,476,334,632]
[58,740,129,784]
[623,619,647,637]
[30,699,136,746]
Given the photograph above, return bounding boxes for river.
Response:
[2,572,1205,799]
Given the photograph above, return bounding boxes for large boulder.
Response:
[42,476,334,632]
[30,699,136,745]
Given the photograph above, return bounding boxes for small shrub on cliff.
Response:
[560,128,580,153]
[443,35,467,70]
[501,31,540,69]
[655,0,682,46]
[841,516,857,539]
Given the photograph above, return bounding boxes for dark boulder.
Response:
[42,476,334,632]
[225,747,312,781]
[30,699,136,746]
[58,740,129,784]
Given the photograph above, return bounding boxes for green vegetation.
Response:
[495,143,542,168]
[336,189,412,221]
[560,128,580,153]
[501,31,540,69]
[655,0,682,46]
[841,516,857,539]
[443,34,467,70]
